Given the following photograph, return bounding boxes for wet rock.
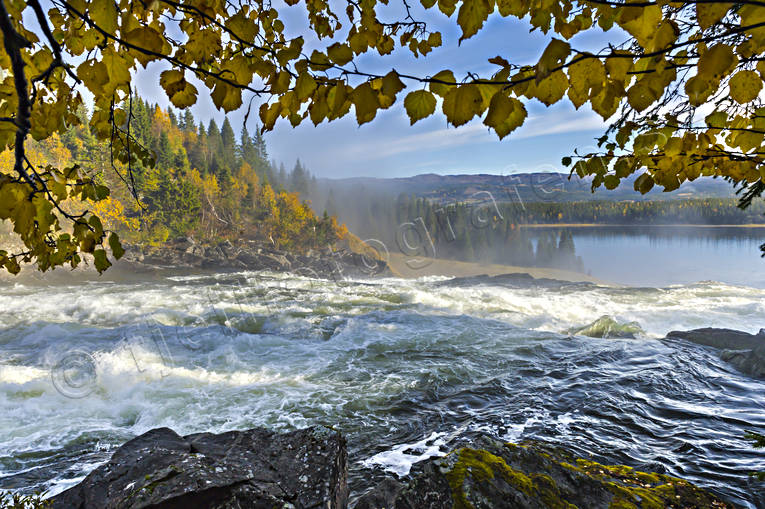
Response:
[667,328,765,378]
[569,315,644,339]
[355,437,733,509]
[720,345,765,378]
[666,327,765,350]
[51,426,348,509]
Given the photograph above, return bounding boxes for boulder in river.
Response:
[720,345,765,379]
[569,315,645,339]
[667,327,765,378]
[355,436,733,509]
[666,327,765,350]
[52,426,347,509]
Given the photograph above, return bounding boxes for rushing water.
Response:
[0,264,764,507]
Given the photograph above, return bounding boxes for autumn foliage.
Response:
[0,0,764,272]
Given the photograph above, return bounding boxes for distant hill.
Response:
[318,172,734,204]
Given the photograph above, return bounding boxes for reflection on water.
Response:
[526,226,765,287]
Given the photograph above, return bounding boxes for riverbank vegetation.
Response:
[0,101,346,271]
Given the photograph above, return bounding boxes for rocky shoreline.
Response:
[50,425,735,509]
[119,236,392,280]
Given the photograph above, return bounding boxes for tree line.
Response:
[0,100,346,259]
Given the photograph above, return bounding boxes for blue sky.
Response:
[132,5,624,178]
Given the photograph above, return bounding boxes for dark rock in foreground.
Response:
[355,436,733,509]
[52,426,347,509]
[667,327,765,378]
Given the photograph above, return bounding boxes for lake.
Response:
[525,225,765,288]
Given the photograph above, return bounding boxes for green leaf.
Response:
[561,156,572,166]
[108,232,125,260]
[404,90,437,124]
[93,249,111,274]
[442,85,483,127]
[634,173,655,194]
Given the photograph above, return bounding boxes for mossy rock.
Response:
[355,437,733,509]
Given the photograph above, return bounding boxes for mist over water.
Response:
[0,247,764,507]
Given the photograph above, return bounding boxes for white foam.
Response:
[362,431,448,476]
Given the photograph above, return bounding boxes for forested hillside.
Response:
[0,100,345,253]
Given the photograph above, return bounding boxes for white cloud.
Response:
[338,107,606,164]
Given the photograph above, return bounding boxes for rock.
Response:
[51,426,348,509]
[720,345,765,378]
[666,327,765,350]
[569,315,644,339]
[355,437,733,509]
[262,252,291,270]
[172,236,195,251]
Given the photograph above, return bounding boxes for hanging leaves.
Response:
[3,0,765,274]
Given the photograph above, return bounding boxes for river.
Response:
[0,231,764,507]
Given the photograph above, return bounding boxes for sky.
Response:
[128,3,624,179]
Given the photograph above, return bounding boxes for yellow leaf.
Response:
[483,93,526,139]
[627,77,663,112]
[617,5,662,49]
[685,75,712,106]
[528,70,568,106]
[438,0,458,17]
[225,10,258,41]
[124,27,165,66]
[211,81,243,112]
[381,71,405,98]
[567,58,606,108]
[352,82,379,124]
[404,90,437,124]
[160,70,198,109]
[442,85,483,127]
[698,44,737,81]
[327,43,353,65]
[294,73,317,101]
[536,39,570,82]
[740,5,765,46]
[605,53,632,82]
[729,70,762,104]
[93,249,111,273]
[429,70,457,97]
[633,172,655,194]
[457,0,492,42]
[89,0,118,35]
[77,60,109,96]
[696,2,731,30]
